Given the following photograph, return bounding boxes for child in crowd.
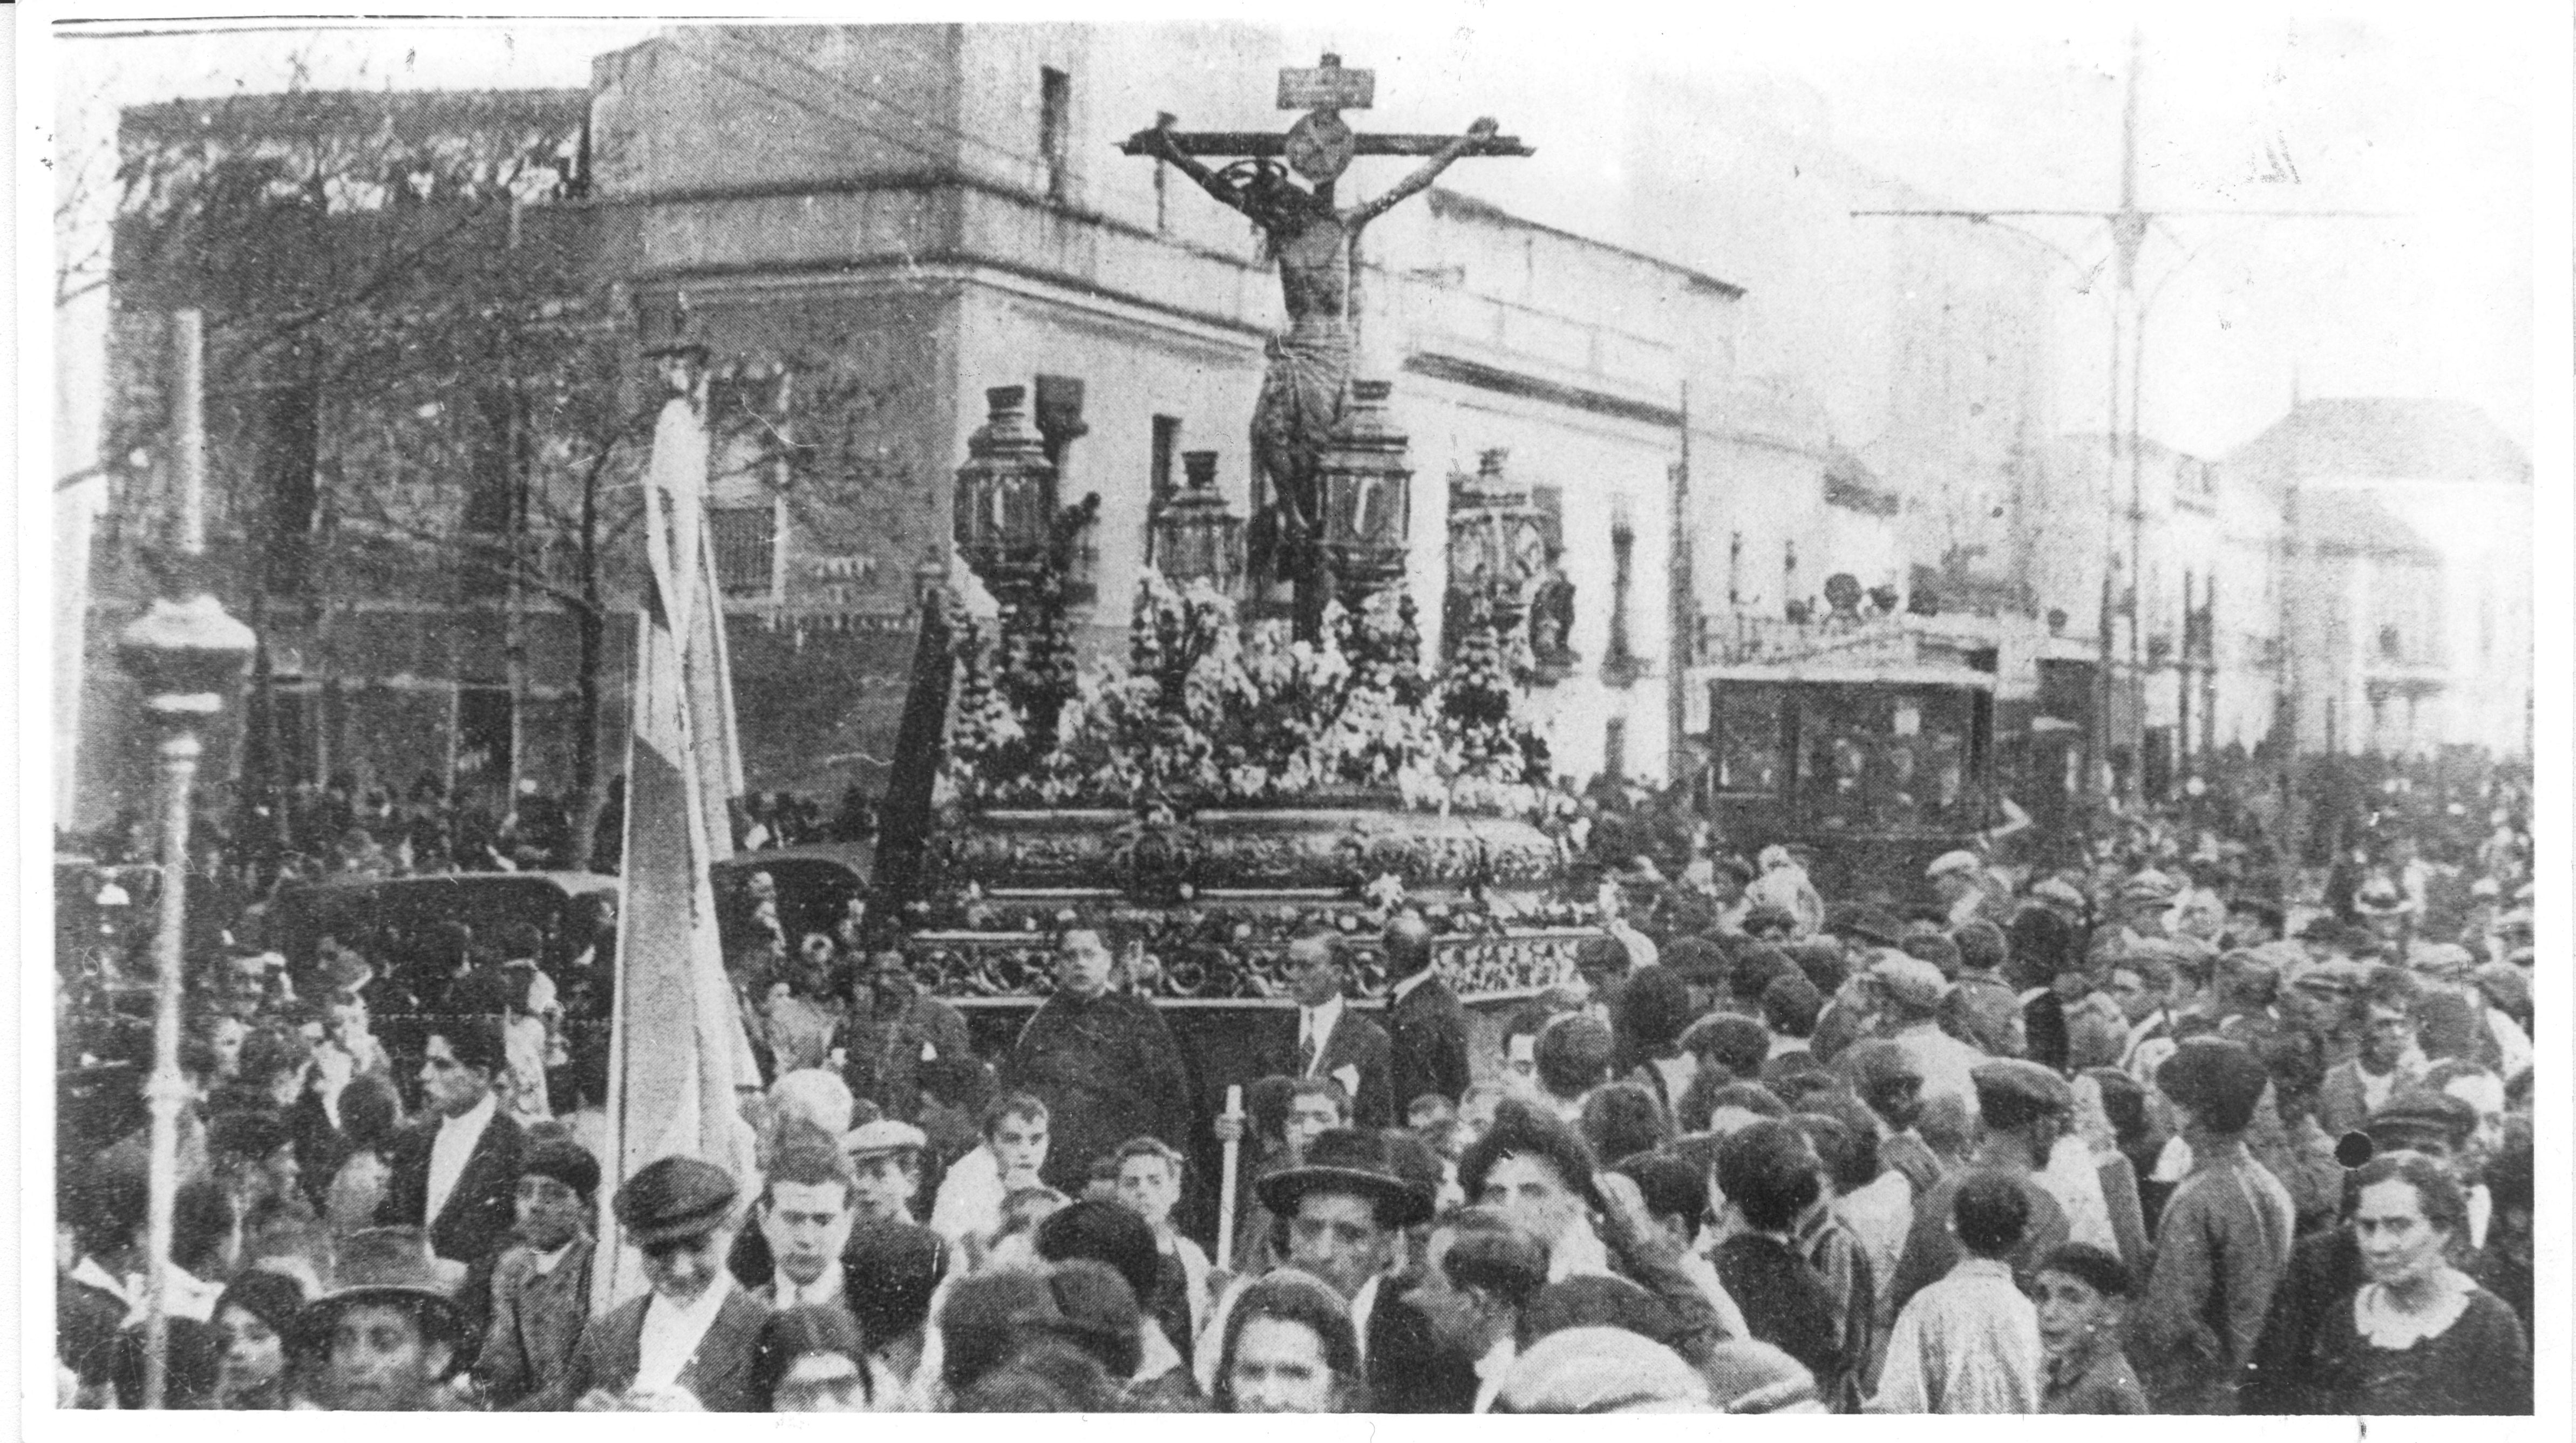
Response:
[1869,1171,2043,1413]
[2034,1243,2149,1413]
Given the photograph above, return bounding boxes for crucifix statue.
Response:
[1125,55,1530,630]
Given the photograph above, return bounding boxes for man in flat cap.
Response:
[2131,1038,2294,1413]
[304,1227,474,1411]
[843,1118,930,1225]
[1887,1060,2073,1316]
[549,1156,768,1411]
[477,1136,600,1407]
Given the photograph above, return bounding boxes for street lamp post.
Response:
[117,309,256,1409]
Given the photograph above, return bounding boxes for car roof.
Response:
[287,868,621,897]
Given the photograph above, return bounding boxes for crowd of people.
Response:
[52,752,2537,1415]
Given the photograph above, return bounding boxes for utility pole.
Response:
[1668,381,1693,787]
[1853,25,2394,813]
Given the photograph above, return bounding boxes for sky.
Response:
[39,1,2550,460]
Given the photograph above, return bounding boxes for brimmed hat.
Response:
[843,1119,929,1163]
[297,1228,465,1356]
[2352,879,2407,917]
[1256,1127,1434,1229]
[1926,850,1983,881]
[614,1155,739,1247]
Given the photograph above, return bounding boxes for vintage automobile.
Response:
[710,841,875,954]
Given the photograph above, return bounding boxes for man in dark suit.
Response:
[1382,913,1471,1114]
[378,1016,524,1344]
[1274,930,1395,1130]
[546,1156,770,1411]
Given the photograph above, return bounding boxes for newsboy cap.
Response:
[1926,850,1983,881]
[2119,870,2179,905]
[1970,1058,2074,1126]
[1867,954,1949,1014]
[614,1155,739,1246]
[2363,1090,2477,1154]
[519,1137,602,1202]
[844,1118,930,1164]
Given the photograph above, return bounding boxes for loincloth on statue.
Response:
[1251,323,1353,514]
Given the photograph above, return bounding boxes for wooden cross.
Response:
[1119,52,1533,185]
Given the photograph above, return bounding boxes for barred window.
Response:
[709,504,777,598]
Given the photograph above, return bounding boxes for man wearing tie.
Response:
[1282,931,1394,1130]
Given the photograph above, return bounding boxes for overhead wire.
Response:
[715,26,1045,171]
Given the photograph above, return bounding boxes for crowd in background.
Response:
[51,748,2536,1414]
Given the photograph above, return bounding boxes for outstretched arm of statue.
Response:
[1138,120,1250,215]
[1348,117,1500,226]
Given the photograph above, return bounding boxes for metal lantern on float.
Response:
[1318,378,1413,607]
[1447,446,1545,625]
[1153,451,1245,595]
[951,385,1056,609]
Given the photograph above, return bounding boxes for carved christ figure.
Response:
[1143,117,1499,565]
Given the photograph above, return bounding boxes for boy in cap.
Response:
[2035,1243,2147,1413]
[844,1118,930,1224]
[304,1227,474,1411]
[550,1156,769,1411]
[2131,1037,2294,1414]
[477,1136,600,1407]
